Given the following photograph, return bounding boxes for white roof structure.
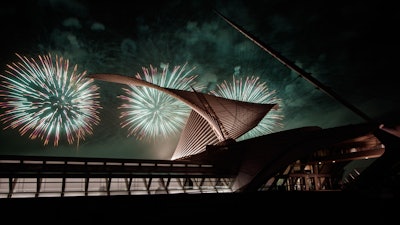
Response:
[88,73,278,160]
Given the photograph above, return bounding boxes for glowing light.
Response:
[118,63,204,141]
[0,53,102,146]
[210,75,283,140]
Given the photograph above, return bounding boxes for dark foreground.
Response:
[1,191,396,223]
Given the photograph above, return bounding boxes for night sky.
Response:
[1,0,399,160]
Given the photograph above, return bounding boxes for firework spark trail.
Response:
[210,75,284,140]
[118,63,204,141]
[0,53,102,146]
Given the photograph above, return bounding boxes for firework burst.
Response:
[118,63,204,141]
[0,53,102,146]
[210,74,284,141]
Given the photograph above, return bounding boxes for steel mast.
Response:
[214,10,373,123]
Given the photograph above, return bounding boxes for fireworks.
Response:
[0,53,102,146]
[210,75,283,140]
[118,63,204,141]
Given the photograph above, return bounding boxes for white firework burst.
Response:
[0,53,102,146]
[118,63,204,141]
